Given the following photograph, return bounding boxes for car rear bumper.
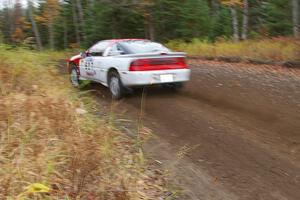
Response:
[120,69,191,87]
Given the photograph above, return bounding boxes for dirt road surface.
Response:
[62,60,300,199]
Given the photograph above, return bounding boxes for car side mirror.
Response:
[80,52,86,58]
[81,51,91,58]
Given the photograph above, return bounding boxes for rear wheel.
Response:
[108,71,124,100]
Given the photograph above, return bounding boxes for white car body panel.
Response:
[121,69,191,86]
[77,40,191,88]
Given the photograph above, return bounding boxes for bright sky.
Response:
[0,0,31,9]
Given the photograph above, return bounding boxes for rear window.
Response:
[119,40,171,54]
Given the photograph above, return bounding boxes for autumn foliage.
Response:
[0,0,298,49]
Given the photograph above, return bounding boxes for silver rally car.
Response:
[68,39,191,99]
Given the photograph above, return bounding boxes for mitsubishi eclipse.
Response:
[67,39,191,99]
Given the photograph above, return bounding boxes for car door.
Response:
[79,55,95,79]
[80,41,110,81]
[92,51,107,83]
[93,43,127,83]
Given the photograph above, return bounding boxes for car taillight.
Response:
[129,57,188,71]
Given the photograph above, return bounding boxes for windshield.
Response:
[89,41,111,53]
[119,40,171,54]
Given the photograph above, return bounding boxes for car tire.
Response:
[70,64,90,88]
[70,66,81,87]
[108,71,124,100]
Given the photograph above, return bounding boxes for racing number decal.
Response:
[85,57,93,70]
[85,57,96,76]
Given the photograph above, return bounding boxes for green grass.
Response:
[166,37,300,62]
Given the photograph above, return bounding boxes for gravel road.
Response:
[61,60,300,199]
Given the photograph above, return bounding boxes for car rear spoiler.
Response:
[115,52,187,58]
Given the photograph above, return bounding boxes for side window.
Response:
[88,41,110,56]
[110,44,119,52]
[109,43,126,56]
[90,51,103,57]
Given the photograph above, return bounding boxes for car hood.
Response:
[70,54,81,61]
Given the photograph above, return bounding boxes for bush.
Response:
[166,37,300,62]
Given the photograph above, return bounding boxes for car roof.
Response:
[105,39,149,45]
[108,38,147,42]
[90,39,151,50]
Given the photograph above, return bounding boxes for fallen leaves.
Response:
[17,183,50,199]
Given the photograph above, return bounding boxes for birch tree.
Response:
[130,0,155,40]
[211,0,220,16]
[71,0,81,46]
[230,7,239,42]
[28,0,43,49]
[292,0,299,38]
[220,0,242,42]
[241,0,249,40]
[75,0,86,40]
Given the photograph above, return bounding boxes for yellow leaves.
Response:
[17,183,50,199]
[35,15,47,24]
[12,27,24,43]
[38,0,61,25]
[220,0,243,7]
[23,20,32,30]
[11,16,26,43]
[24,183,50,193]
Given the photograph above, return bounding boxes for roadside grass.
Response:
[166,37,300,62]
[0,46,165,199]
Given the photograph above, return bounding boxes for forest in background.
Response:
[0,0,299,50]
[0,1,300,199]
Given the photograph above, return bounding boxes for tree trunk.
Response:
[111,14,119,38]
[75,0,84,26]
[87,0,94,17]
[148,23,155,41]
[63,18,68,49]
[28,1,43,50]
[230,7,239,42]
[87,0,94,6]
[48,21,54,49]
[146,15,155,41]
[211,0,220,16]
[9,1,15,44]
[76,0,86,41]
[72,0,81,46]
[241,0,249,40]
[292,0,299,38]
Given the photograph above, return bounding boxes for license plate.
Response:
[160,74,173,83]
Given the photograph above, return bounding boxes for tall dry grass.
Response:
[0,46,165,199]
[166,37,300,62]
